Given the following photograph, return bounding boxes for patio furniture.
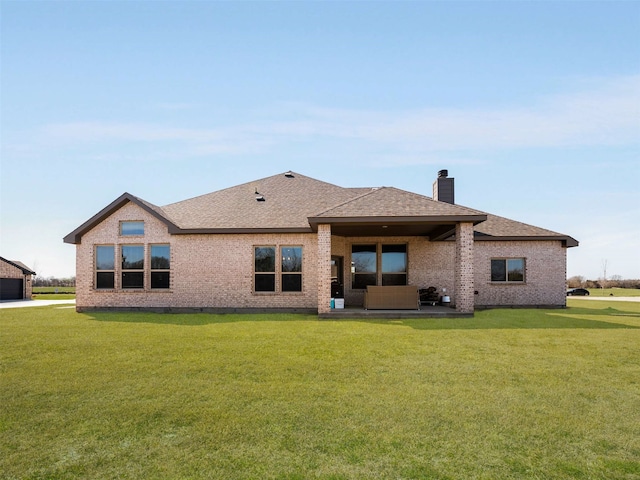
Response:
[364,285,420,310]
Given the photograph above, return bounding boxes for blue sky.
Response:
[1,1,639,280]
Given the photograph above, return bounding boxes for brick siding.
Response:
[455,222,475,313]
[75,201,568,312]
[474,240,567,307]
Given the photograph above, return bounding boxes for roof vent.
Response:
[284,171,294,178]
[256,195,265,202]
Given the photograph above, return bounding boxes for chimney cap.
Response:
[438,169,449,178]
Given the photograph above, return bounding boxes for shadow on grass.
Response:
[86,305,640,330]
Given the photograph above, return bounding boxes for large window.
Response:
[255,246,276,292]
[351,245,377,289]
[382,244,407,286]
[150,244,170,289]
[352,244,408,288]
[281,246,302,292]
[491,258,525,282]
[95,245,115,289]
[122,245,144,288]
[254,245,303,293]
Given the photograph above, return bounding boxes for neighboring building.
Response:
[64,170,578,314]
[0,257,36,300]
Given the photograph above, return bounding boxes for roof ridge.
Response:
[162,171,345,208]
[312,186,380,216]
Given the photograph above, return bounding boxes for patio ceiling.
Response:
[308,215,487,240]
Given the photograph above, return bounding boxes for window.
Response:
[255,246,276,292]
[95,245,115,289]
[122,245,144,288]
[150,244,170,289]
[352,244,408,288]
[351,245,377,289]
[382,244,407,286]
[120,221,144,236]
[281,246,302,292]
[491,258,525,282]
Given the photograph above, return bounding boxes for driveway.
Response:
[0,299,76,309]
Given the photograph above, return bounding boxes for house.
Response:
[63,170,578,315]
[0,257,36,300]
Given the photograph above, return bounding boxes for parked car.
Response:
[567,288,590,296]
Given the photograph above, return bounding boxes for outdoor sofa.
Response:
[363,285,420,310]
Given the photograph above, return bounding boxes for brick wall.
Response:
[455,222,475,313]
[76,201,320,311]
[75,201,568,312]
[317,224,332,314]
[474,240,567,307]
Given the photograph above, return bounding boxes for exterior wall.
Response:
[0,261,33,299]
[74,201,568,311]
[76,202,320,311]
[474,240,567,307]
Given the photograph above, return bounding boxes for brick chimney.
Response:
[433,169,454,204]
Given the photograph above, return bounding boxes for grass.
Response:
[32,286,76,300]
[2,299,639,479]
[586,288,640,297]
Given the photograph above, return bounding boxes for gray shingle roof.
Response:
[314,186,486,219]
[161,172,374,230]
[63,171,578,247]
[473,213,578,246]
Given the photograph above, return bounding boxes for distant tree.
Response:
[567,276,585,288]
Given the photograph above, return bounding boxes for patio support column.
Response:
[317,223,332,314]
[454,222,475,314]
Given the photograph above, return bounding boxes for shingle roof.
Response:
[473,213,579,246]
[161,172,373,230]
[63,171,578,247]
[314,186,485,219]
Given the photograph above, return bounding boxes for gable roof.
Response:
[63,192,180,244]
[63,171,577,247]
[0,257,36,275]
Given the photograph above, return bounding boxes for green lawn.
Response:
[586,288,640,297]
[32,286,76,300]
[2,300,639,479]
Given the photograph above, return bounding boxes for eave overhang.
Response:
[474,233,579,248]
[307,214,487,238]
[170,227,313,235]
